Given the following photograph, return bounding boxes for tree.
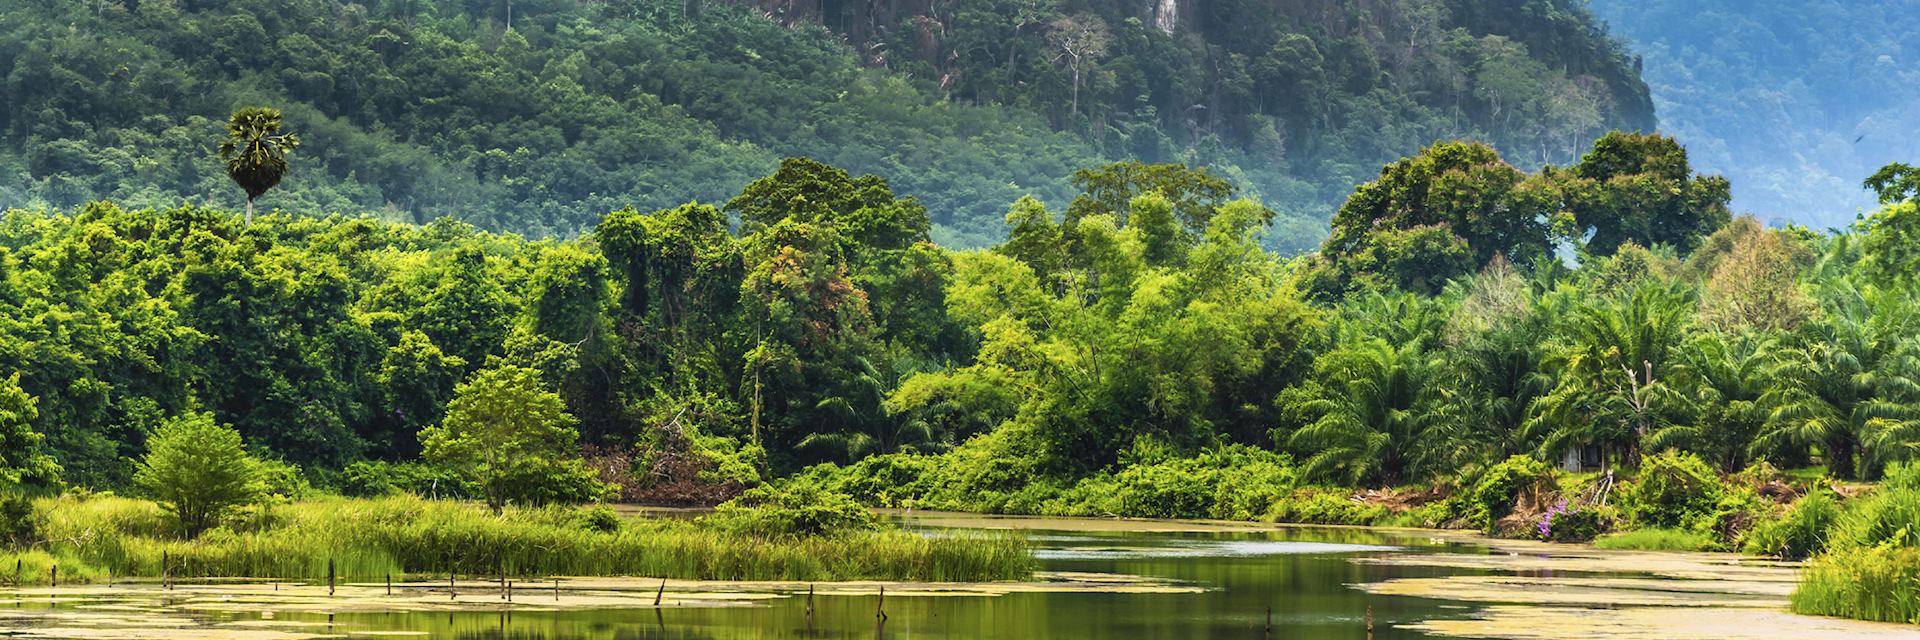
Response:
[1558,132,1731,255]
[1524,282,1694,469]
[1064,161,1243,236]
[1310,141,1556,297]
[419,365,608,513]
[1695,217,1815,332]
[0,374,61,492]
[134,413,263,537]
[1865,162,1919,206]
[1047,14,1109,124]
[1758,283,1920,479]
[1283,294,1456,486]
[218,107,300,226]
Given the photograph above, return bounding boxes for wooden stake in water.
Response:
[161,550,169,590]
[449,570,456,601]
[654,579,665,606]
[875,586,887,621]
[1265,605,1272,634]
[386,573,392,596]
[328,558,336,596]
[805,584,815,617]
[50,563,56,588]
[1366,605,1374,639]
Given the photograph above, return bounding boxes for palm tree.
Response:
[1652,330,1777,471]
[219,107,300,226]
[1758,281,1920,479]
[799,357,934,463]
[1524,281,1693,469]
[1288,330,1455,486]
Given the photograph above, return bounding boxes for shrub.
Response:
[338,461,468,498]
[702,480,878,538]
[1619,451,1725,530]
[1741,492,1839,559]
[1266,490,1390,526]
[1467,455,1554,531]
[573,505,622,533]
[1826,474,1920,551]
[0,493,38,547]
[1536,500,1612,543]
[822,454,933,508]
[133,413,264,537]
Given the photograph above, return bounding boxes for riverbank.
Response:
[12,494,1031,586]
[7,514,1915,640]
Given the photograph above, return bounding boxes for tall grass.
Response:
[1791,546,1920,624]
[1788,467,1920,622]
[31,495,1031,584]
[1740,492,1839,559]
[1591,528,1717,551]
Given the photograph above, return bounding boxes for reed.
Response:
[30,494,1030,584]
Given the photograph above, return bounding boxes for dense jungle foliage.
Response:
[0,0,1650,250]
[4,125,1920,618]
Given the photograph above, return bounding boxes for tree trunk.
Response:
[1070,65,1081,123]
[245,197,255,226]
[1827,432,1857,480]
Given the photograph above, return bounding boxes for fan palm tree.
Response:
[219,107,300,225]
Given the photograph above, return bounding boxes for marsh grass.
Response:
[1791,546,1920,624]
[31,495,1030,584]
[1591,528,1717,551]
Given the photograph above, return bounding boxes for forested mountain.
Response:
[1588,0,1920,230]
[1,0,1649,250]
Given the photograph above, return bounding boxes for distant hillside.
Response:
[1,0,1651,250]
[1589,0,1920,229]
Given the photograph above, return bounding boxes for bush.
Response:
[1619,451,1725,530]
[1467,455,1554,531]
[1791,545,1920,624]
[338,461,468,498]
[1028,445,1297,520]
[1826,473,1920,552]
[820,454,933,508]
[1536,500,1612,543]
[1266,490,1390,526]
[133,413,264,537]
[702,480,878,538]
[0,494,38,547]
[573,505,622,533]
[1741,492,1839,559]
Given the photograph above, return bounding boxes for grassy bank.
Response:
[16,494,1030,585]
